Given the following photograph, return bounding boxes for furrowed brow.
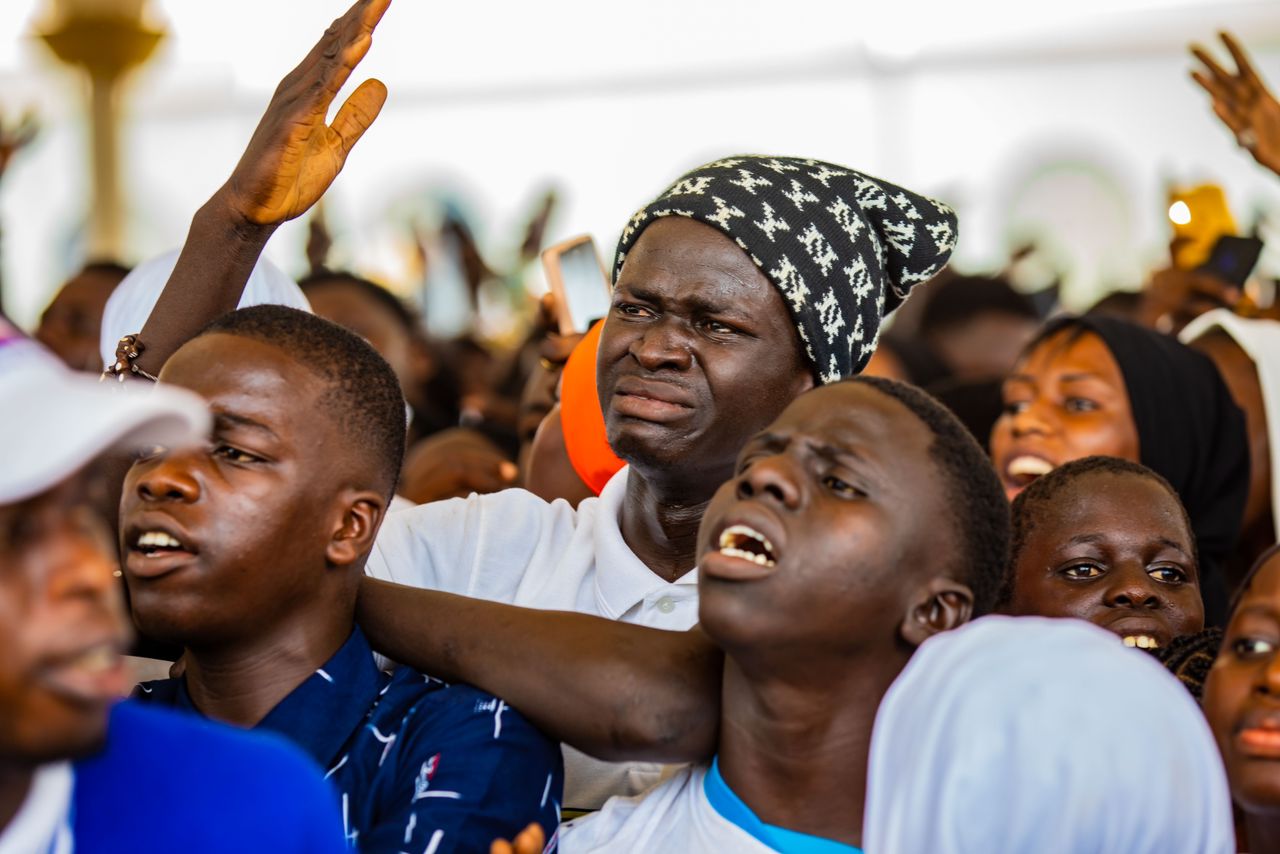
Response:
[212,410,280,440]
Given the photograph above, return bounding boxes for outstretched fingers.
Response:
[1221,31,1265,91]
[321,0,394,99]
[1190,45,1239,93]
[279,0,392,111]
[330,78,389,156]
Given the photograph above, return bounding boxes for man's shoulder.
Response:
[72,702,344,852]
[391,487,586,530]
[382,670,550,742]
[83,701,327,784]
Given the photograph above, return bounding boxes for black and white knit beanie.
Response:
[613,155,958,384]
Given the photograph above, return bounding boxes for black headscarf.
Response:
[1035,315,1249,624]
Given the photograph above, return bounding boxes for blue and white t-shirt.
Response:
[561,758,863,854]
[135,627,563,852]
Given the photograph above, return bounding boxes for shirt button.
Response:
[656,597,676,614]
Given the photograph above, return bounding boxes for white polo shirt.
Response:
[0,762,73,854]
[367,466,699,808]
[559,765,772,853]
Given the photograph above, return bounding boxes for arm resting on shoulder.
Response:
[357,577,722,763]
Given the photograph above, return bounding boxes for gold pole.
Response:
[37,9,165,259]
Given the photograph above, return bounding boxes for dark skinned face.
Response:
[1206,553,1280,813]
[597,217,814,483]
[696,382,973,660]
[1007,472,1202,650]
[34,270,122,373]
[120,334,380,648]
[0,476,130,764]
[304,280,425,409]
[991,329,1140,501]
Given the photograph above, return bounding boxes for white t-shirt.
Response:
[0,762,73,854]
[559,765,771,853]
[368,467,699,808]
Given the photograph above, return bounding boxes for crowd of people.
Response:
[8,0,1280,851]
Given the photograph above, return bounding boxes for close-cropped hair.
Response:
[199,305,407,499]
[850,375,1010,616]
[1000,455,1196,608]
[299,269,424,336]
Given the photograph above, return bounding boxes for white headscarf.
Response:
[1182,309,1280,535]
[863,616,1234,854]
[98,249,311,370]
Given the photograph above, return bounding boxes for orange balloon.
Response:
[559,319,625,495]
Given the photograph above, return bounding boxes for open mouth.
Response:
[1120,633,1161,650]
[717,524,778,568]
[41,641,128,704]
[1005,455,1054,489]
[133,530,193,557]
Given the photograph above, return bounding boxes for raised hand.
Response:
[1191,32,1280,176]
[218,0,392,227]
[130,0,392,379]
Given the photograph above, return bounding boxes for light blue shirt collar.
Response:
[703,757,863,854]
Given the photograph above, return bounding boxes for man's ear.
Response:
[900,578,975,648]
[325,490,387,568]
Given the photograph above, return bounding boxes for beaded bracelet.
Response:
[101,333,160,383]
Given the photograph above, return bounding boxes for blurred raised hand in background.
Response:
[1192,32,1280,178]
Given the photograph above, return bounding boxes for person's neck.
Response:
[716,649,906,848]
[1246,809,1280,854]
[183,606,354,728]
[0,762,33,837]
[620,466,725,582]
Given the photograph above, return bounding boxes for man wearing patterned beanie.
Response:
[121,13,956,807]
[612,155,957,384]
[368,155,956,808]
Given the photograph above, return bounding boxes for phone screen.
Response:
[547,238,612,334]
[1197,235,1264,288]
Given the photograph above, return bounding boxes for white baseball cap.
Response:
[1,317,210,505]
[98,248,311,370]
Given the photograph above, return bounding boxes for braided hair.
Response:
[1149,628,1223,702]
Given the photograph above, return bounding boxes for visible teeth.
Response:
[717,525,777,567]
[1122,635,1160,650]
[72,645,118,672]
[1007,456,1054,477]
[719,547,775,567]
[137,531,183,550]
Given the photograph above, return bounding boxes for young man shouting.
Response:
[122,306,562,852]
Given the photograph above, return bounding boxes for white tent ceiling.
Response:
[3,0,1279,105]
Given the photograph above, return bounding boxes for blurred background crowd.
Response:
[3,0,1279,501]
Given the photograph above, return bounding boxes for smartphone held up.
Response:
[541,235,613,335]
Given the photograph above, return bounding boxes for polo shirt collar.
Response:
[164,626,384,769]
[591,466,700,617]
[704,757,863,854]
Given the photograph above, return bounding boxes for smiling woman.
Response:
[1205,545,1280,853]
[990,314,1249,623]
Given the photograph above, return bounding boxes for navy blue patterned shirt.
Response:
[134,627,563,852]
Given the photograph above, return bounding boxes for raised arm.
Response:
[1191,32,1280,177]
[356,577,723,763]
[130,0,391,376]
